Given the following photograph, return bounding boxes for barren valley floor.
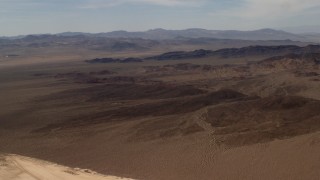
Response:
[0,47,320,180]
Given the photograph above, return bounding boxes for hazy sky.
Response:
[1,0,320,36]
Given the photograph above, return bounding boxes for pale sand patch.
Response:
[0,154,135,180]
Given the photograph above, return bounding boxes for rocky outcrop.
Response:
[145,45,320,60]
[145,49,213,60]
[85,57,143,63]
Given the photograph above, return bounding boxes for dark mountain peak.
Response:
[256,28,283,32]
[253,28,296,35]
[57,32,90,36]
[147,28,167,32]
[184,28,209,32]
[23,34,57,41]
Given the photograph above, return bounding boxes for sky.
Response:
[1,0,320,36]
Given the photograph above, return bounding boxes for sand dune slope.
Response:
[0,154,134,180]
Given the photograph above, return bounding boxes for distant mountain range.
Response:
[1,31,315,53]
[92,28,306,41]
[1,28,320,42]
[282,25,320,34]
